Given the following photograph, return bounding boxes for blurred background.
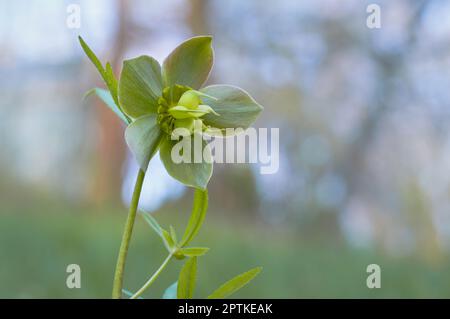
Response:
[1,0,450,298]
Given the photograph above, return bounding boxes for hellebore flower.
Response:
[80,36,263,189]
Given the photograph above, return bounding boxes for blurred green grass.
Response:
[1,198,450,298]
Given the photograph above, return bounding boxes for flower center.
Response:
[157,85,218,135]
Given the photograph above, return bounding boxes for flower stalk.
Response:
[112,169,145,299]
[131,253,173,299]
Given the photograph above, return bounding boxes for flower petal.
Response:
[197,104,219,116]
[168,105,195,119]
[200,85,263,130]
[160,134,213,189]
[119,56,163,119]
[174,118,195,132]
[162,36,214,89]
[169,105,217,119]
[178,90,201,109]
[125,114,163,171]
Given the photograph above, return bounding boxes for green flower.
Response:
[80,36,263,189]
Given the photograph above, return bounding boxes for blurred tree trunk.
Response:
[187,0,209,35]
[91,0,129,206]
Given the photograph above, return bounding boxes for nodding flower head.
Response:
[80,35,263,189]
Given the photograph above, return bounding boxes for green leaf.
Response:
[141,211,173,251]
[177,257,197,299]
[85,88,130,124]
[79,36,104,77]
[162,282,178,299]
[79,36,131,123]
[162,36,214,89]
[207,267,262,299]
[125,114,163,171]
[105,62,119,103]
[201,85,263,130]
[159,135,213,190]
[170,225,178,244]
[162,229,176,250]
[118,55,163,119]
[178,247,209,257]
[140,211,163,237]
[180,189,208,247]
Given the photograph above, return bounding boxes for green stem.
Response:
[112,169,146,299]
[131,253,173,299]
